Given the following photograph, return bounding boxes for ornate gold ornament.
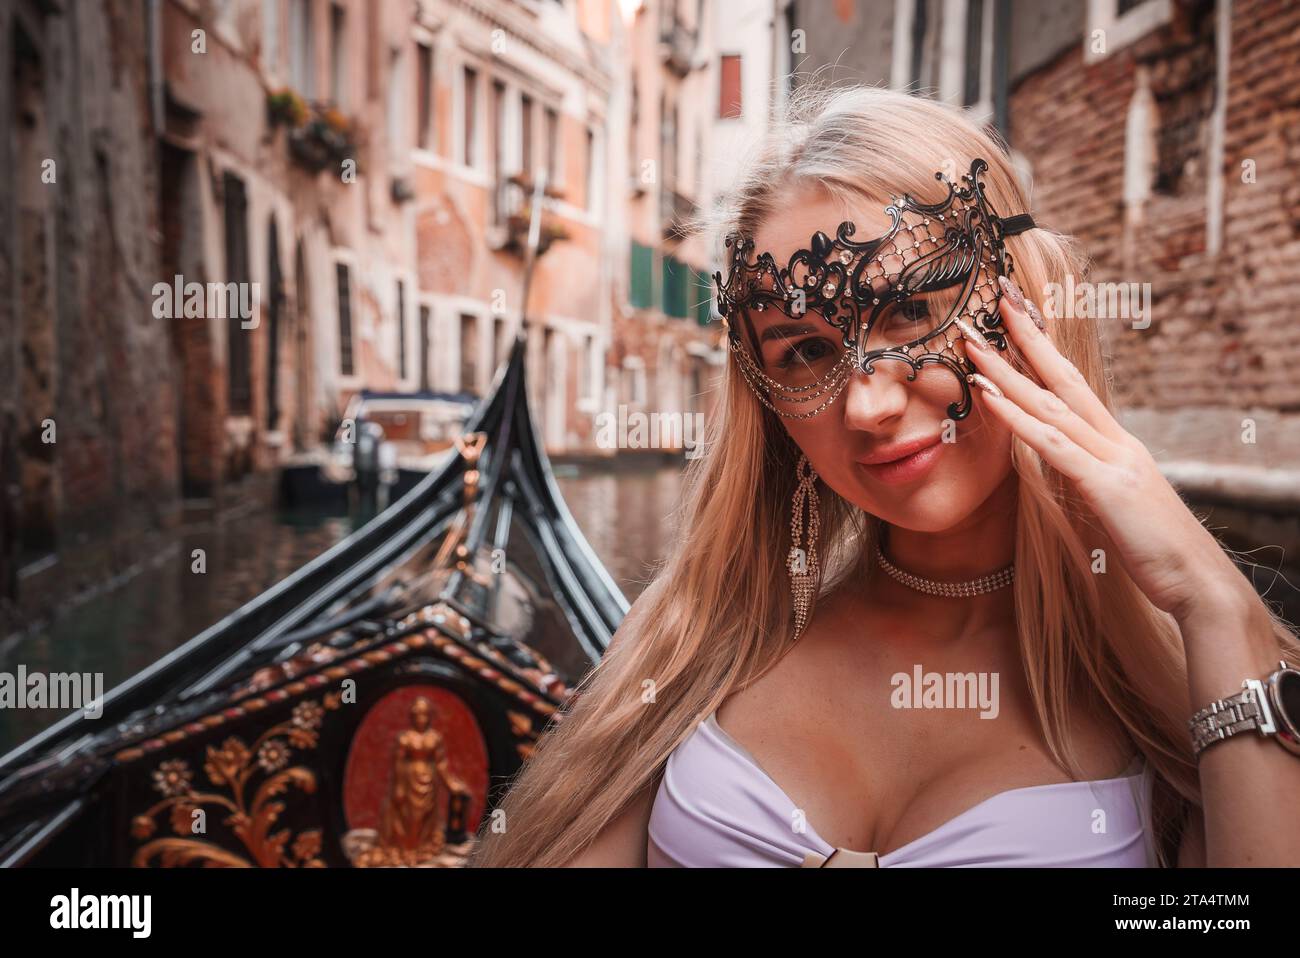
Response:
[342,697,476,867]
[130,697,341,867]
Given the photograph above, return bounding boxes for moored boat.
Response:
[0,332,628,867]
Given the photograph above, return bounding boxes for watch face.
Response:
[1270,669,1300,755]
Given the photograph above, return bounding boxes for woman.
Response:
[470,84,1300,868]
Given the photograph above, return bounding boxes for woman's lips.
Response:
[857,438,944,484]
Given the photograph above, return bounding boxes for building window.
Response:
[719,54,741,119]
[520,93,534,175]
[630,241,655,309]
[223,172,252,414]
[416,42,433,149]
[663,254,689,319]
[493,316,506,372]
[623,358,647,406]
[585,126,596,211]
[909,0,928,90]
[365,0,379,97]
[491,79,506,222]
[387,49,405,151]
[963,0,984,107]
[459,313,478,393]
[544,105,559,186]
[395,279,407,380]
[336,262,354,376]
[1085,0,1174,64]
[419,304,432,390]
[541,325,562,445]
[580,333,594,399]
[329,2,346,107]
[629,76,639,172]
[661,94,678,187]
[289,0,315,97]
[265,217,284,429]
[694,267,713,326]
[463,65,478,167]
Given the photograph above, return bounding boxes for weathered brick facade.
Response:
[1,0,647,629]
[1003,0,1300,522]
[1,1,182,629]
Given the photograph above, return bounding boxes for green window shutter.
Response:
[630,241,654,309]
[652,247,662,310]
[663,255,689,319]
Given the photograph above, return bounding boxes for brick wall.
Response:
[1009,0,1300,468]
[1,1,182,626]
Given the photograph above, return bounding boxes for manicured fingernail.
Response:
[953,317,991,351]
[967,372,1003,398]
[997,275,1026,309]
[1025,299,1046,331]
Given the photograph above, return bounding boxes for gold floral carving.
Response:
[131,697,340,867]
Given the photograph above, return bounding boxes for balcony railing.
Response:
[658,16,696,77]
[488,172,569,256]
[267,89,357,172]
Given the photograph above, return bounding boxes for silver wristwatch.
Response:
[1188,661,1300,758]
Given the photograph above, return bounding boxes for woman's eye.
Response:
[775,338,833,368]
[880,301,942,341]
[888,301,931,327]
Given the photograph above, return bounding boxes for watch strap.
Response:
[1188,680,1273,756]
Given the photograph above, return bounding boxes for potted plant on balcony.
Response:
[266,88,309,128]
[501,172,569,256]
[267,89,358,173]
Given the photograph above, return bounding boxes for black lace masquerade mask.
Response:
[713,158,1037,421]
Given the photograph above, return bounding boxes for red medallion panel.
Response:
[341,685,488,866]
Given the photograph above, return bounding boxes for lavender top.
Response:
[647,711,1157,867]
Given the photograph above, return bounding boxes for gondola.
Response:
[0,293,629,868]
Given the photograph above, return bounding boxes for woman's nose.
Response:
[839,363,909,432]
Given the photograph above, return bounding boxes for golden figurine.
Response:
[344,696,475,867]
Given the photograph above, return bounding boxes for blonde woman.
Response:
[471,85,1300,868]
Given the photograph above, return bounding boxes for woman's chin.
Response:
[854,484,989,534]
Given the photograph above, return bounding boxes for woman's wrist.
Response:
[1175,570,1284,680]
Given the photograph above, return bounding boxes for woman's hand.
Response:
[955,277,1263,633]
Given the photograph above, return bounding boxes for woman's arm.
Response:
[962,282,1300,867]
[1177,805,1207,867]
[560,773,662,867]
[1175,588,1300,866]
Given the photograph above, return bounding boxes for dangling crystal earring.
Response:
[787,453,821,640]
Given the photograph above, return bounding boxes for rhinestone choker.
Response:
[874,543,1014,597]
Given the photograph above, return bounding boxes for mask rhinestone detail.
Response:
[713,158,1036,421]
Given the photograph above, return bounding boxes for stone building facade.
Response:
[787,0,1300,506]
[606,0,727,452]
[1,1,180,628]
[1,0,727,630]
[157,0,628,481]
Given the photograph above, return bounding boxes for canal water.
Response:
[0,463,688,754]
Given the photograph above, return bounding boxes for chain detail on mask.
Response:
[730,339,856,420]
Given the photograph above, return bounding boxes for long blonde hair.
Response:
[470,83,1300,867]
